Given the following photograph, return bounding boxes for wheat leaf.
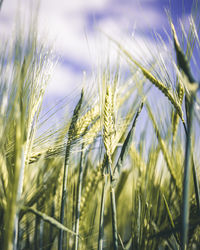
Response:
[115,101,144,175]
[22,206,81,238]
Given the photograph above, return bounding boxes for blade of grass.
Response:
[75,144,85,250]
[58,90,84,250]
[114,101,144,176]
[163,194,180,245]
[98,167,108,250]
[110,173,118,250]
[181,93,195,250]
[22,206,80,237]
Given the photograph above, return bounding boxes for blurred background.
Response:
[0,0,195,107]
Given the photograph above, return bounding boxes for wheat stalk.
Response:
[103,84,118,249]
[58,90,84,250]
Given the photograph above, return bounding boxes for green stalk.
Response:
[13,147,25,250]
[13,60,27,250]
[34,178,41,250]
[109,160,118,250]
[39,219,44,249]
[58,90,83,250]
[25,219,30,249]
[48,187,56,250]
[191,159,200,212]
[58,142,71,250]
[75,144,85,250]
[186,95,200,213]
[3,103,22,250]
[0,0,3,9]
[110,187,118,250]
[98,169,108,250]
[181,94,195,250]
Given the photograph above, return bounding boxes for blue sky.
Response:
[0,0,197,104]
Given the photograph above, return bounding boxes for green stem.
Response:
[58,90,83,250]
[98,174,107,250]
[181,95,194,250]
[75,144,85,250]
[58,144,70,250]
[184,127,200,213]
[4,105,22,250]
[39,219,44,249]
[13,147,25,250]
[0,0,4,9]
[48,187,56,250]
[192,158,200,212]
[110,185,118,250]
[108,161,118,250]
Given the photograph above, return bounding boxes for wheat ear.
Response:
[103,85,118,250]
[106,34,185,126]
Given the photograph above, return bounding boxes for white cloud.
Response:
[45,63,83,97]
[40,0,110,12]
[0,0,167,103]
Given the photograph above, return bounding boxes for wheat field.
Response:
[0,1,200,250]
